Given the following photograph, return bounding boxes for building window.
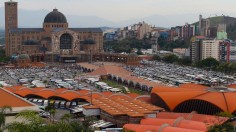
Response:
[60,33,73,49]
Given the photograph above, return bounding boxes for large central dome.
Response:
[44,9,67,23]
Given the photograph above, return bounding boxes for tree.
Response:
[60,113,71,123]
[153,54,161,61]
[0,106,12,131]
[49,109,56,123]
[162,54,179,63]
[178,57,192,66]
[6,110,45,132]
[208,112,235,132]
[136,49,143,55]
[196,57,219,70]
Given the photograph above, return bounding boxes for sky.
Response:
[1,0,236,22]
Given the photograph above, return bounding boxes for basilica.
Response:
[5,1,103,62]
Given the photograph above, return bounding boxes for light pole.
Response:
[90,86,93,105]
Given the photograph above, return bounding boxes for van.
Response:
[109,88,121,93]
[101,86,113,92]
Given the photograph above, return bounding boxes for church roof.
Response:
[9,28,44,33]
[69,28,103,33]
[9,28,103,33]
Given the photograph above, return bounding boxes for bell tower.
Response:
[5,0,18,56]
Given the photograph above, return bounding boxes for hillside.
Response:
[193,16,236,40]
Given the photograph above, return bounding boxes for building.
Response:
[169,26,182,41]
[190,36,205,62]
[123,112,228,132]
[83,96,163,127]
[173,48,190,58]
[117,22,152,40]
[137,22,152,40]
[198,15,210,36]
[220,40,236,62]
[201,39,222,61]
[151,83,236,115]
[0,88,39,124]
[169,23,196,41]
[5,0,103,63]
[181,23,196,40]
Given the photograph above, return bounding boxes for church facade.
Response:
[5,1,103,62]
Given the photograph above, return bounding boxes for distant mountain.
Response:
[117,14,199,28]
[1,7,236,29]
[0,7,116,28]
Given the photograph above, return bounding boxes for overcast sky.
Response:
[1,0,236,22]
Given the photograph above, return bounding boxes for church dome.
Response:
[44,9,67,23]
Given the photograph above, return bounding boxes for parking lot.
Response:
[0,63,87,89]
[125,60,236,86]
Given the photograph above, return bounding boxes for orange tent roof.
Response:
[0,89,33,107]
[152,91,207,110]
[123,124,204,132]
[14,89,34,97]
[151,84,236,114]
[229,84,236,88]
[156,112,228,125]
[101,91,113,97]
[55,92,82,101]
[194,92,228,112]
[141,118,207,131]
[32,90,57,99]
[127,93,140,98]
[179,83,208,89]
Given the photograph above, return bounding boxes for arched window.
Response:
[60,33,72,49]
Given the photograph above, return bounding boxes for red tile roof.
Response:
[0,89,33,108]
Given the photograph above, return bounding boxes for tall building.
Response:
[190,36,205,62]
[137,22,152,40]
[5,1,103,62]
[220,40,236,63]
[5,0,18,56]
[201,39,222,61]
[181,23,195,40]
[198,15,210,36]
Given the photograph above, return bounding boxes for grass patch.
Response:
[101,79,144,94]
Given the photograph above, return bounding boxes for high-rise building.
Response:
[190,36,205,62]
[220,40,236,63]
[5,0,18,56]
[201,39,222,61]
[137,22,152,40]
[198,15,210,36]
[181,23,195,40]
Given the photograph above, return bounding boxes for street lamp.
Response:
[90,86,93,105]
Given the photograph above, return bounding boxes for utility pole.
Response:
[90,86,92,105]
[89,50,93,64]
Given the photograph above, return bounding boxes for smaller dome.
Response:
[44,9,67,23]
[23,40,40,45]
[17,54,30,60]
[81,38,96,45]
[128,53,138,57]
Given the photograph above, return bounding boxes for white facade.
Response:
[201,39,221,61]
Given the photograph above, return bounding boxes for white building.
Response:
[201,39,222,61]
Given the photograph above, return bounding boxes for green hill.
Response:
[193,16,236,40]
